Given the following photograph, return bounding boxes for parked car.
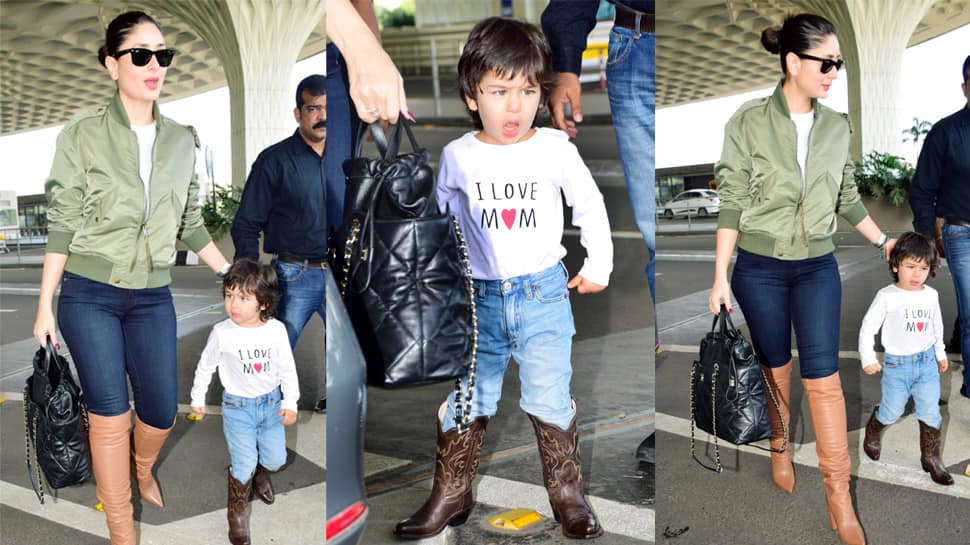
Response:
[660,189,720,218]
[325,269,368,544]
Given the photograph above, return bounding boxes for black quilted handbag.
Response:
[330,121,477,429]
[689,306,785,472]
[24,339,92,502]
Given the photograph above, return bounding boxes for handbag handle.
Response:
[352,120,423,161]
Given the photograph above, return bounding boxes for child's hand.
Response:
[939,359,949,373]
[566,275,605,294]
[191,406,206,417]
[862,362,882,375]
[279,409,297,426]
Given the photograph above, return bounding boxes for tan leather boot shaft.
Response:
[765,362,794,493]
[131,414,172,508]
[803,373,865,545]
[88,412,135,545]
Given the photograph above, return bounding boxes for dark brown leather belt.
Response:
[614,6,655,33]
[277,252,327,269]
[945,216,970,228]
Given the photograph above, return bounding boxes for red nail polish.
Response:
[55,343,61,349]
[405,111,417,123]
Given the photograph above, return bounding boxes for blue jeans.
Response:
[56,272,177,428]
[443,263,576,432]
[731,249,841,379]
[876,346,942,428]
[943,223,970,386]
[223,389,287,482]
[606,25,656,339]
[273,259,326,347]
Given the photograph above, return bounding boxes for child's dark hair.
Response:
[761,13,837,75]
[889,232,937,282]
[222,259,280,321]
[98,11,161,67]
[457,17,553,130]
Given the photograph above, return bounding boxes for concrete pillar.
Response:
[796,0,935,158]
[150,0,325,187]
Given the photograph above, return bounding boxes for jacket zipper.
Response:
[130,124,158,273]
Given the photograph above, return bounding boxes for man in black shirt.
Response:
[231,75,329,411]
[909,55,970,399]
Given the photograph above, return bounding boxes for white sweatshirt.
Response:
[857,284,946,368]
[436,128,613,285]
[190,318,300,412]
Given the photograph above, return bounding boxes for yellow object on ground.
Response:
[94,502,104,512]
[488,508,543,530]
[186,413,202,421]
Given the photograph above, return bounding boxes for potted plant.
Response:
[852,151,915,207]
[201,185,242,240]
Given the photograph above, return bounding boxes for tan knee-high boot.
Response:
[394,403,489,540]
[88,412,135,545]
[765,362,794,493]
[803,373,865,545]
[131,414,172,508]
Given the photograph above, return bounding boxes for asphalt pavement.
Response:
[653,228,970,545]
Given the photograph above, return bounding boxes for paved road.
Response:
[654,229,970,545]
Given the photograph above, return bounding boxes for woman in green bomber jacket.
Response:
[31,12,231,545]
[707,14,897,545]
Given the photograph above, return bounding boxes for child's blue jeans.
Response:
[876,346,942,429]
[443,262,576,432]
[223,388,287,482]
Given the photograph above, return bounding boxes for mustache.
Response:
[313,121,326,130]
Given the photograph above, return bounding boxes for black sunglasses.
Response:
[113,48,177,67]
[795,52,844,74]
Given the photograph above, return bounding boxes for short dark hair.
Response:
[457,17,553,130]
[296,75,326,109]
[963,54,969,83]
[98,11,161,68]
[223,259,281,321]
[889,232,937,282]
[761,13,838,75]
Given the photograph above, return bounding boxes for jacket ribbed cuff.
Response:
[46,230,74,254]
[840,201,869,226]
[181,227,213,253]
[717,208,742,230]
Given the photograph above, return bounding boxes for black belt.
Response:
[276,252,327,269]
[614,6,655,34]
[945,216,970,228]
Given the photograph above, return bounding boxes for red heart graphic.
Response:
[254,362,263,373]
[916,322,924,332]
[501,209,516,229]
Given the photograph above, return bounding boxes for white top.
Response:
[436,128,613,285]
[131,122,156,221]
[857,284,946,367]
[790,111,814,187]
[190,318,300,412]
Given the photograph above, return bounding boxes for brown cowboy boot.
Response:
[862,406,887,461]
[765,362,794,492]
[88,412,136,545]
[131,414,172,508]
[918,421,954,485]
[252,465,275,504]
[394,404,489,539]
[529,412,603,539]
[227,468,253,545]
[803,373,865,545]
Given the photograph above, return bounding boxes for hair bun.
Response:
[761,27,781,54]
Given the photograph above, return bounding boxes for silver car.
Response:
[661,189,720,218]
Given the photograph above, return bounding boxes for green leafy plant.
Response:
[852,151,915,207]
[201,185,242,240]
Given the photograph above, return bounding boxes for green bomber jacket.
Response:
[714,80,869,260]
[45,92,212,288]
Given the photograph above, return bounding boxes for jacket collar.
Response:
[769,78,819,118]
[106,91,162,130]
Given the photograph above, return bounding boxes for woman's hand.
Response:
[346,50,411,125]
[33,305,59,348]
[882,237,897,261]
[709,277,732,315]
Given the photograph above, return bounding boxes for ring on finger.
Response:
[365,106,380,116]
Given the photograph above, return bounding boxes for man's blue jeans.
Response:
[56,272,177,428]
[876,346,942,429]
[223,389,287,482]
[443,263,577,432]
[606,25,656,344]
[273,260,325,348]
[943,223,970,386]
